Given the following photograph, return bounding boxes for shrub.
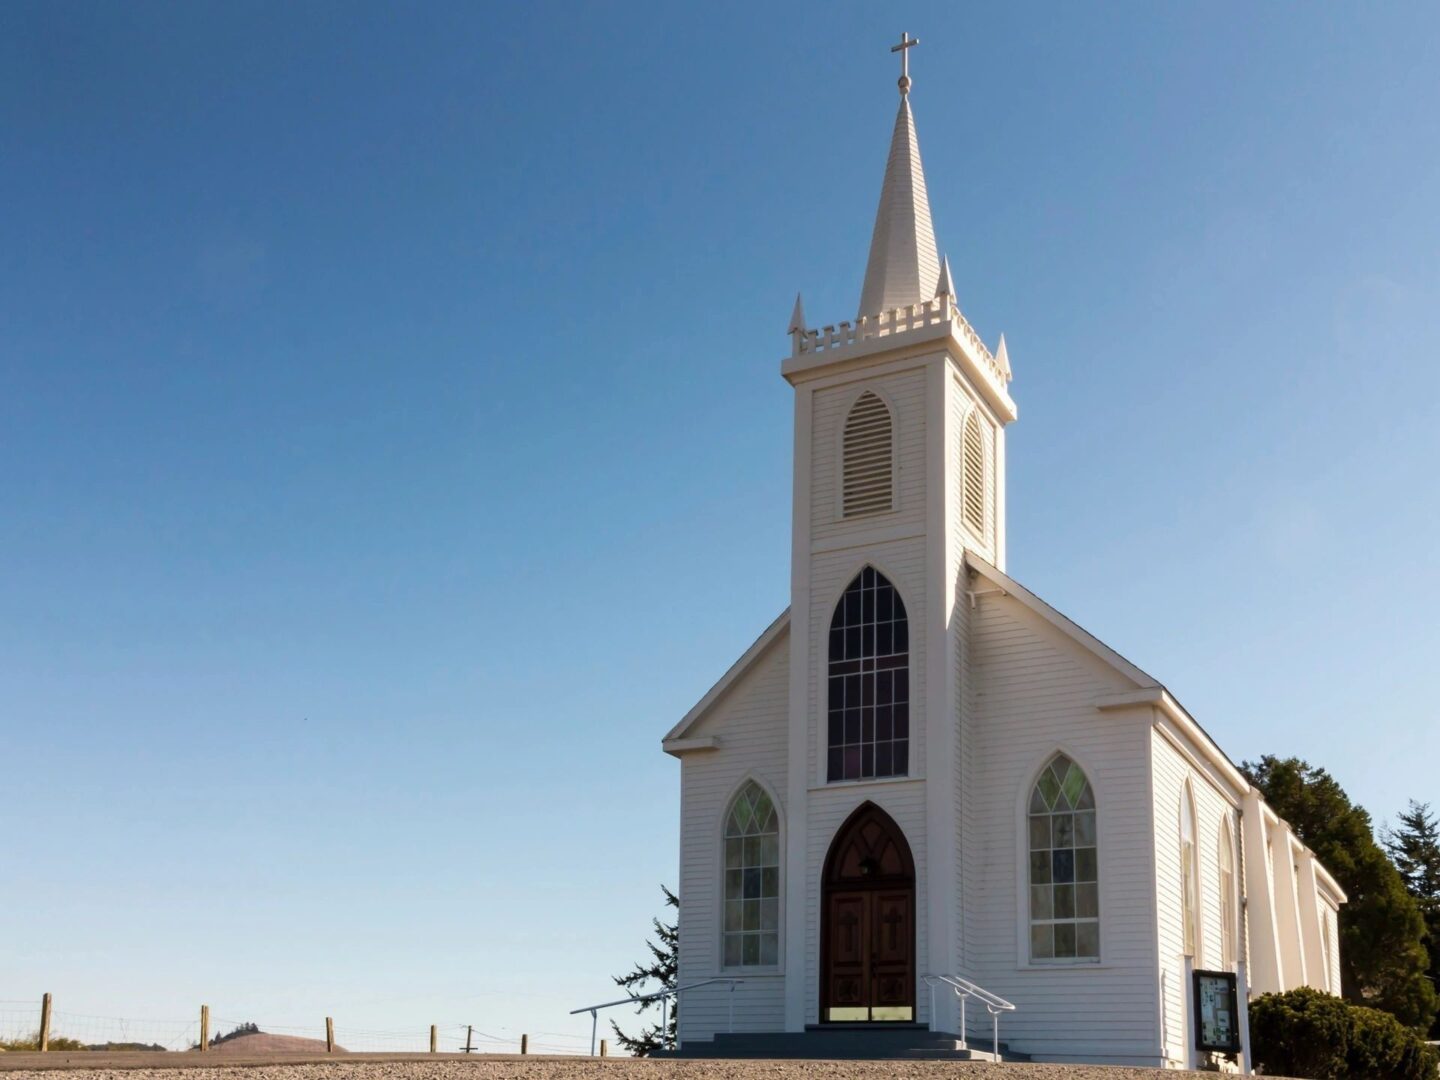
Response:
[1251,987,1440,1079]
[0,1032,88,1052]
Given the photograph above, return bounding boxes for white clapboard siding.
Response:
[676,628,790,1041]
[963,590,1162,1065]
[1150,727,1242,1062]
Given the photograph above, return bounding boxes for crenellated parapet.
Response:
[783,296,1015,421]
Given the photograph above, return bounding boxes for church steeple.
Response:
[857,33,941,319]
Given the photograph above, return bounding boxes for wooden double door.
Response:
[820,803,916,1022]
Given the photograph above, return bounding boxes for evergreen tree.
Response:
[1384,800,1440,1038]
[609,885,678,1056]
[1242,756,1438,1032]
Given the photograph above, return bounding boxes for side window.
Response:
[1028,753,1100,962]
[723,782,780,968]
[1181,784,1200,960]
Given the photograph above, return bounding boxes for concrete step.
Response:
[666,1026,1029,1062]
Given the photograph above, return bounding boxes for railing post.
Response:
[959,993,967,1049]
[661,993,669,1050]
[992,1007,999,1062]
[589,1009,598,1056]
[927,980,936,1032]
[728,980,736,1033]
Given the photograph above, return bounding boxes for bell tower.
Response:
[779,34,1019,1030]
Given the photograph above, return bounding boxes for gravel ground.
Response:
[0,1057,1254,1080]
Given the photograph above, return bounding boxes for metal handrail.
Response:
[923,974,1016,1058]
[570,978,742,1056]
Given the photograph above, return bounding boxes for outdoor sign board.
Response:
[1192,969,1241,1054]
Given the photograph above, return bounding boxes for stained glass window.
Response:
[1181,786,1199,959]
[826,567,909,782]
[723,781,780,968]
[1028,753,1099,962]
[1218,822,1237,970]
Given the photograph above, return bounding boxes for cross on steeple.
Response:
[891,31,919,96]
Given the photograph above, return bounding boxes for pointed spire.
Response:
[995,333,1011,377]
[857,58,940,319]
[934,255,955,300]
[788,292,807,336]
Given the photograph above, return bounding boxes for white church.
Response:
[660,37,1346,1068]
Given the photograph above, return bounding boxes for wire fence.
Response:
[0,997,595,1057]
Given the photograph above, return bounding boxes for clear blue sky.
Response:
[4,0,1438,1048]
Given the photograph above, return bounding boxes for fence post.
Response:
[520,1034,528,1055]
[200,1005,210,1051]
[599,1038,608,1058]
[430,1025,437,1053]
[39,993,52,1053]
[325,1017,335,1053]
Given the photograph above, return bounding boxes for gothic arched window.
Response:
[827,567,909,782]
[1218,821,1237,970]
[723,781,780,968]
[1028,753,1100,961]
[962,409,985,534]
[842,391,894,518]
[1180,784,1201,960]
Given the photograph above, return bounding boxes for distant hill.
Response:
[211,1032,344,1054]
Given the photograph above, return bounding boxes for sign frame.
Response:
[1192,968,1242,1054]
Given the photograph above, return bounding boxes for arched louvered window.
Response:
[1181,784,1201,960]
[1028,753,1100,962]
[962,410,985,534]
[723,781,780,968]
[842,391,894,518]
[1218,821,1237,970]
[827,567,908,781]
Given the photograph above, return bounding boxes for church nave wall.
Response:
[961,590,1161,1064]
[675,630,790,1040]
[1150,726,1244,1066]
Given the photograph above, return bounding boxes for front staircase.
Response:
[662,1023,1030,1062]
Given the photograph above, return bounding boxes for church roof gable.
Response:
[966,553,1257,798]
[662,609,789,753]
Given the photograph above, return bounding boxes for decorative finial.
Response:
[788,292,807,336]
[891,31,919,97]
[935,255,955,301]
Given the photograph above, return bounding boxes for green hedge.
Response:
[1250,987,1439,1079]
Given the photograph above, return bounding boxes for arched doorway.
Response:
[820,802,916,1022]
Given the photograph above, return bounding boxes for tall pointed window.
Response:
[1218,822,1237,970]
[962,410,985,534]
[827,567,908,781]
[723,781,780,968]
[1181,785,1200,960]
[1028,753,1100,962]
[842,392,894,518]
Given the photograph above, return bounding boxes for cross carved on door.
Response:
[881,908,903,950]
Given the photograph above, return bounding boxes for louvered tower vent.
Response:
[842,392,895,518]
